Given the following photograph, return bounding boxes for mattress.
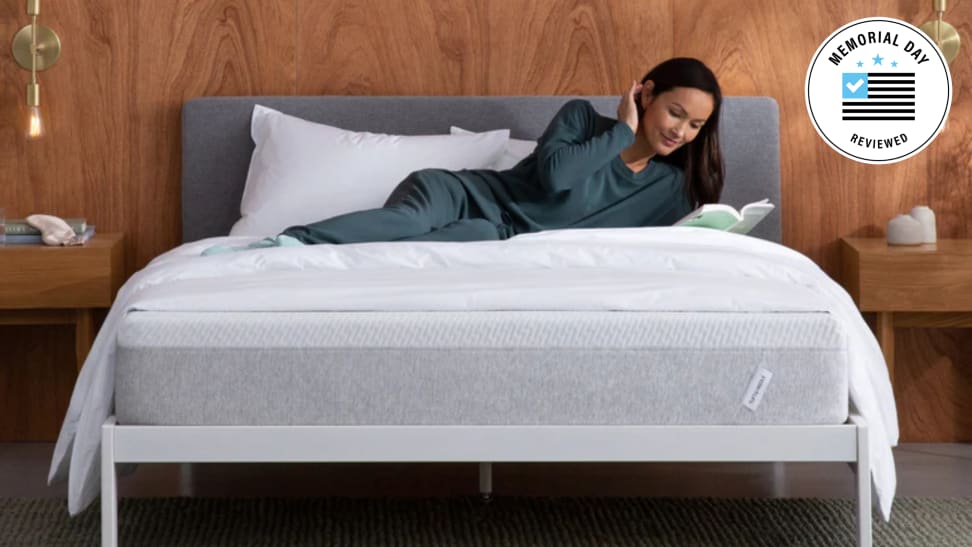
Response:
[114,310,849,426]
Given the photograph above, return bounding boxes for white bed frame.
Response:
[97,95,864,546]
[101,416,872,546]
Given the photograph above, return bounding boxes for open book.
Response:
[674,199,775,235]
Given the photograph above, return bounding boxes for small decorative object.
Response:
[886,214,924,245]
[25,214,83,246]
[909,205,937,243]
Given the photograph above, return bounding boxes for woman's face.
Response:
[639,85,715,155]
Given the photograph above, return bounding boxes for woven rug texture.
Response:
[2,497,970,546]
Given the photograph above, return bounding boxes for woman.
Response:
[205,57,723,254]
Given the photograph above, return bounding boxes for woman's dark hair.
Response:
[636,57,724,206]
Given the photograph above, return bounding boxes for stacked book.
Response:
[4,218,95,245]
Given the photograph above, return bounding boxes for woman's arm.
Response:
[535,99,635,193]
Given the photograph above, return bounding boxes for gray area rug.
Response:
[2,497,970,546]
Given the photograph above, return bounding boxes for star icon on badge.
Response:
[857,60,864,67]
[872,53,884,66]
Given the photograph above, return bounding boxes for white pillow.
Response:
[230,106,510,236]
[450,126,537,170]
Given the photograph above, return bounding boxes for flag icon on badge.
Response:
[842,72,915,120]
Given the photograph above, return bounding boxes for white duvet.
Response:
[49,227,898,520]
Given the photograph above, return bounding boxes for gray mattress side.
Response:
[115,311,849,427]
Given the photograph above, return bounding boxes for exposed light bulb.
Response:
[26,105,45,140]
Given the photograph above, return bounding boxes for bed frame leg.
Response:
[478,462,492,502]
[179,463,194,497]
[853,417,872,547]
[101,417,118,547]
[771,462,786,498]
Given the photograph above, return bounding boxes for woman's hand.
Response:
[618,80,643,134]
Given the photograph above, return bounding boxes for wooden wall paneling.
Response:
[296,0,490,95]
[0,326,74,441]
[0,2,118,222]
[296,0,672,96]
[927,0,972,238]
[858,1,972,443]
[0,0,137,443]
[472,0,674,95]
[0,0,297,441]
[0,1,29,213]
[897,327,972,441]
[674,0,969,442]
[1,0,968,442]
[130,0,297,270]
[896,0,972,442]
[830,0,928,259]
[606,1,674,94]
[673,0,928,274]
[20,1,133,249]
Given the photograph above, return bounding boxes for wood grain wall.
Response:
[1,0,969,442]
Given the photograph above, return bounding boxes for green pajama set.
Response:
[281,99,693,245]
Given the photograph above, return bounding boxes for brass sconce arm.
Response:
[13,0,61,74]
[919,0,961,64]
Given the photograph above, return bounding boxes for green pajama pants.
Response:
[282,169,514,244]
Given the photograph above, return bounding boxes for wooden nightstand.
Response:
[840,237,972,384]
[0,233,124,371]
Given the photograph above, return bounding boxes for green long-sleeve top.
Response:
[456,99,694,234]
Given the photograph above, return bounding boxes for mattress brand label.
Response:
[805,17,951,164]
[742,367,773,411]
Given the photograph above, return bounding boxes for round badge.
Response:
[805,17,952,164]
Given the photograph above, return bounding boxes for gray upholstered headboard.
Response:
[182,96,780,243]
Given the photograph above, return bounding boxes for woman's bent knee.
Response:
[384,169,458,207]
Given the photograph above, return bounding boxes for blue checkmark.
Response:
[842,73,868,99]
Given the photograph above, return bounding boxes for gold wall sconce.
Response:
[919,0,960,64]
[11,0,61,140]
